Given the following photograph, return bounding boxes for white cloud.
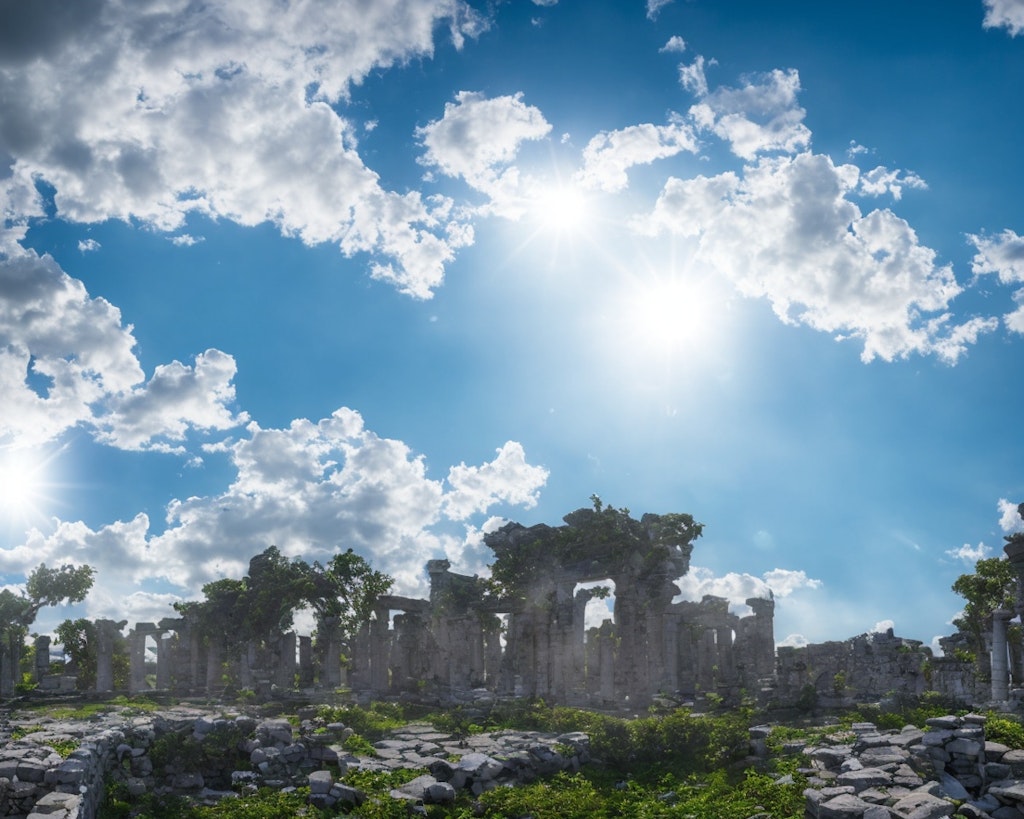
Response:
[871,619,895,633]
[169,234,203,247]
[674,565,821,613]
[97,349,249,452]
[970,230,1024,333]
[689,68,811,160]
[78,238,101,253]
[983,0,1024,35]
[0,245,248,450]
[417,91,552,217]
[636,152,999,362]
[778,633,809,648]
[858,166,927,200]
[970,229,1024,283]
[0,0,487,299]
[660,36,687,54]
[0,243,144,446]
[8,407,548,630]
[999,497,1024,533]
[443,441,549,519]
[946,542,992,563]
[647,0,675,21]
[847,141,870,157]
[678,55,711,97]
[576,118,698,192]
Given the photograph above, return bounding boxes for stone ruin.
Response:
[4,503,1024,714]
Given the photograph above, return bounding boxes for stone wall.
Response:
[0,705,591,819]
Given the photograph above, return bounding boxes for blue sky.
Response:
[2,0,1024,651]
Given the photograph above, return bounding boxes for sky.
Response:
[2,0,1024,654]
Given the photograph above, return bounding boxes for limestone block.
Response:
[308,770,332,795]
[837,768,893,792]
[818,792,883,818]
[945,737,983,757]
[890,791,954,819]
[25,790,82,817]
[424,781,456,804]
[989,781,1024,803]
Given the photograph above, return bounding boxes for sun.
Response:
[530,183,590,234]
[0,447,54,524]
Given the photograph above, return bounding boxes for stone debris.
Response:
[0,706,590,817]
[794,714,1024,818]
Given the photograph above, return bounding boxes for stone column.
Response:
[275,632,297,690]
[95,619,123,692]
[298,636,313,688]
[205,640,222,693]
[369,610,390,693]
[155,633,172,690]
[323,619,343,689]
[128,626,153,693]
[992,609,1012,703]
[34,635,51,683]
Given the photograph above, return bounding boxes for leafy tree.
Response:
[303,548,393,646]
[54,618,130,690]
[0,563,95,636]
[951,556,1017,664]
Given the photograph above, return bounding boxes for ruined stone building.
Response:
[10,503,1023,711]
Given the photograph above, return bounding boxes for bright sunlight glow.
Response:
[624,277,715,352]
[531,184,590,233]
[0,447,52,524]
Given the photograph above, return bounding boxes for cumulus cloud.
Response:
[983,0,1024,35]
[871,619,895,633]
[660,36,687,53]
[576,118,698,192]
[674,565,821,613]
[635,152,999,362]
[946,542,991,563]
[970,229,1024,333]
[647,0,675,20]
[97,349,249,453]
[858,166,928,200]
[689,68,811,160]
[678,55,711,97]
[78,238,101,253]
[169,234,203,247]
[999,497,1024,533]
[443,442,549,519]
[417,91,552,217]
[9,407,548,627]
[0,0,486,299]
[0,244,246,449]
[778,633,809,648]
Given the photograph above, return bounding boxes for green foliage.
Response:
[986,715,1024,748]
[54,618,130,691]
[315,701,408,740]
[487,499,703,601]
[951,556,1017,662]
[0,563,94,642]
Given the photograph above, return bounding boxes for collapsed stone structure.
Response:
[5,503,1024,713]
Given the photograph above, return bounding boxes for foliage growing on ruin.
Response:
[486,496,703,600]
[951,555,1017,664]
[174,546,392,656]
[54,618,130,691]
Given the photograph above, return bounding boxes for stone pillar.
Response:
[598,621,615,703]
[746,596,777,680]
[275,632,297,690]
[95,619,124,693]
[662,614,679,694]
[34,635,51,683]
[0,633,19,697]
[155,633,172,690]
[205,640,222,693]
[298,636,314,688]
[323,619,343,689]
[128,626,153,693]
[370,610,390,693]
[992,610,1012,703]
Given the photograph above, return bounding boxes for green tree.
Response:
[951,556,1017,664]
[303,548,393,646]
[0,563,94,695]
[54,618,130,690]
